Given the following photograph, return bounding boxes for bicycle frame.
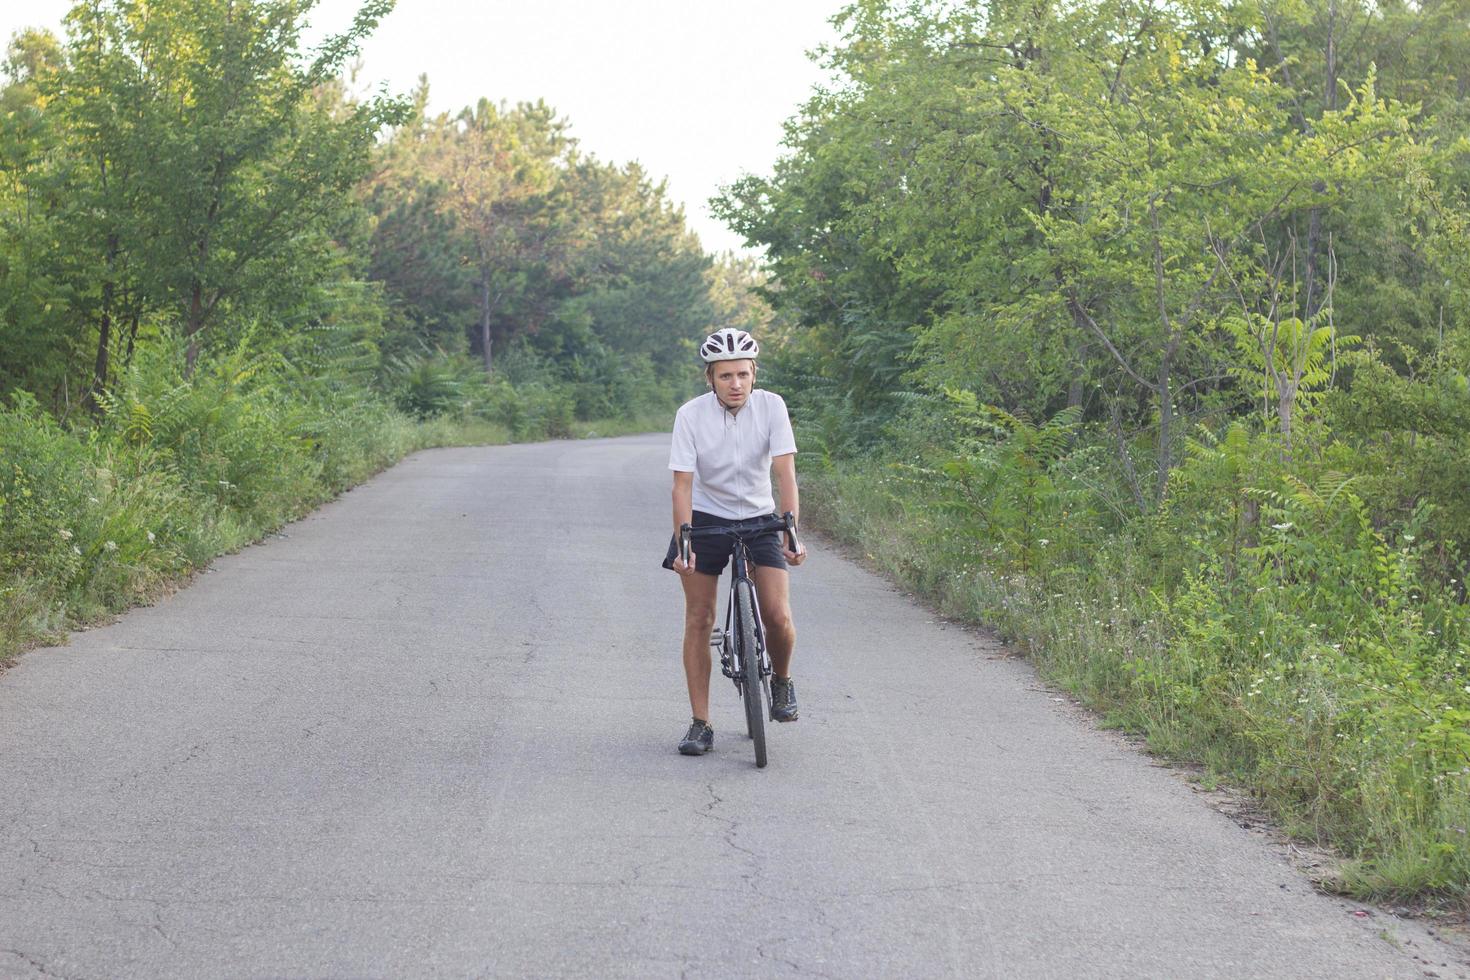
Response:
[720,533,769,688]
[678,513,799,689]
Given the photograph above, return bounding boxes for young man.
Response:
[662,328,805,755]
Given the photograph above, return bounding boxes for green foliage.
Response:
[378,341,675,443]
[1326,347,1470,566]
[95,343,320,523]
[919,393,1086,578]
[365,93,718,386]
[808,412,1470,901]
[0,391,95,602]
[385,349,479,419]
[0,387,202,646]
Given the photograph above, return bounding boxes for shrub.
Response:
[803,400,1470,903]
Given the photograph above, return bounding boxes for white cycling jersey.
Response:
[668,389,797,520]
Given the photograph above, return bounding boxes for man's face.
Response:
[709,359,755,407]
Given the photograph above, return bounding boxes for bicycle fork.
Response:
[714,591,770,688]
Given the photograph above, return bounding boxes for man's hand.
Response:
[784,541,807,567]
[673,551,698,576]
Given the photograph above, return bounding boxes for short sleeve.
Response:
[768,393,797,457]
[669,407,696,472]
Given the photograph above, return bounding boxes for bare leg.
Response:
[680,571,719,721]
[753,564,795,678]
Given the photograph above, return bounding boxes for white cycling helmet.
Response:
[699,328,759,363]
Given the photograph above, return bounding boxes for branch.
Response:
[1066,293,1156,392]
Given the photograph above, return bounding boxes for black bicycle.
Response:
[680,512,800,769]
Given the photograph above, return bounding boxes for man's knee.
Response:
[684,606,717,633]
[764,606,795,638]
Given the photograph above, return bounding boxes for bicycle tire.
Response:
[735,578,767,768]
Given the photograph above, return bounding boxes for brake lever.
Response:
[782,511,801,557]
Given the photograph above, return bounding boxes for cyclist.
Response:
[662,328,805,756]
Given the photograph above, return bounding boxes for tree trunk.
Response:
[124,313,140,369]
[480,272,493,375]
[87,296,112,416]
[1303,1,1339,321]
[1067,312,1090,409]
[1278,387,1295,458]
[1109,397,1146,514]
[184,281,206,376]
[1155,357,1173,505]
[86,232,122,414]
[1067,373,1084,410]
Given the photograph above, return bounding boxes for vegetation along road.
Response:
[0,435,1463,978]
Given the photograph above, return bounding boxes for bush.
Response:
[0,391,199,646]
[804,402,1470,904]
[0,340,459,661]
[99,344,323,529]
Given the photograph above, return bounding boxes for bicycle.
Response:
[679,512,800,769]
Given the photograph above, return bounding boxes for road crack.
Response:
[0,948,77,980]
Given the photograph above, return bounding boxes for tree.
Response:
[56,0,405,375]
[362,78,477,358]
[560,157,711,372]
[721,0,1415,499]
[0,28,84,405]
[420,98,575,374]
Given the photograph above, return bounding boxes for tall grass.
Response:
[801,418,1470,907]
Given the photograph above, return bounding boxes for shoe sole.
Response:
[678,742,713,755]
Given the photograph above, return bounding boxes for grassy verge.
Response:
[803,459,1470,909]
[570,413,675,440]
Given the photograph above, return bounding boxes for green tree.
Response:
[56,0,405,375]
[418,98,575,374]
[0,29,79,403]
[560,157,711,372]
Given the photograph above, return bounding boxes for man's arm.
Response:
[672,470,694,537]
[672,470,696,574]
[772,453,805,564]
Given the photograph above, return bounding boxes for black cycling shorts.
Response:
[661,510,789,575]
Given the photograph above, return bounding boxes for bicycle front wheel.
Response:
[735,578,767,768]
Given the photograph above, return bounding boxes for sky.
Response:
[1,0,845,255]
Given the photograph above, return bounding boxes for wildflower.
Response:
[147,531,156,544]
[1271,522,1293,531]
[88,496,99,504]
[71,545,81,556]
[104,540,117,552]
[58,529,72,540]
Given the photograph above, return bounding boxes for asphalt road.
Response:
[0,434,1463,979]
